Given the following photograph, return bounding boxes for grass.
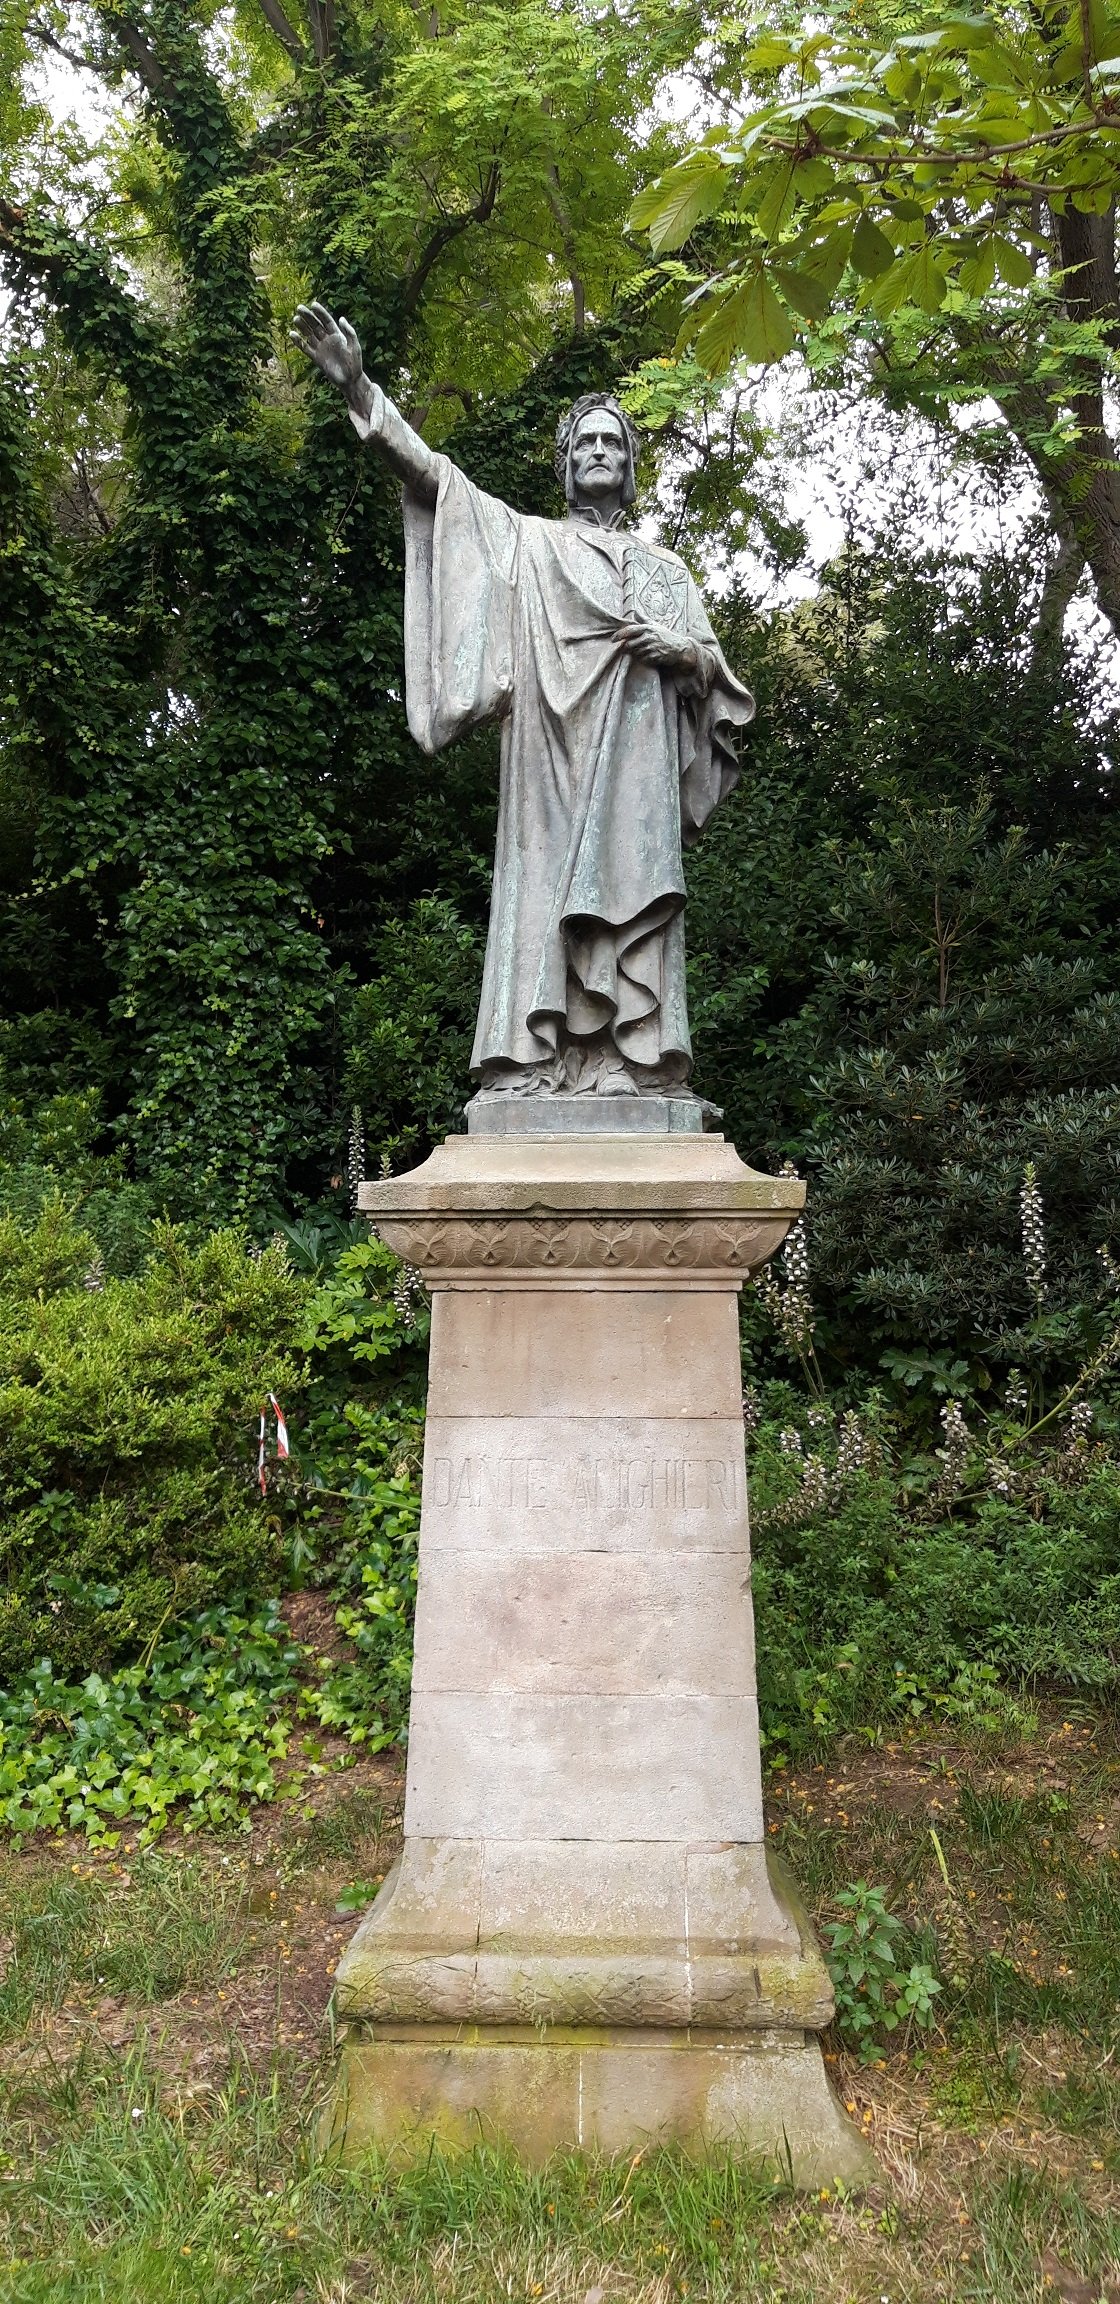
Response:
[0,1718,1118,2302]
[0,1853,253,2036]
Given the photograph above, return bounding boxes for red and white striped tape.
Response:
[257,1393,290,1493]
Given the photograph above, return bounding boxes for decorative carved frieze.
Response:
[372,1209,788,1282]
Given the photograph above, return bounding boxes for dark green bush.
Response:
[341,898,485,1170]
[0,1201,305,1679]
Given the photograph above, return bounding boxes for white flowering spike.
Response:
[1020,1163,1047,1303]
[347,1104,366,1215]
[392,1261,425,1329]
[936,1399,970,1493]
[1005,1368,1029,1418]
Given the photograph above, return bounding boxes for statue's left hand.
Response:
[618,621,699,677]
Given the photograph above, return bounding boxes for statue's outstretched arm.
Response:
[290,302,439,505]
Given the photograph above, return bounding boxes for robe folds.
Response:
[402,456,755,1078]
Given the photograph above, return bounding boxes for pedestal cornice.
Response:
[357,1133,805,1286]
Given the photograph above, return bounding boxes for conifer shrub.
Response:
[0,1201,304,1680]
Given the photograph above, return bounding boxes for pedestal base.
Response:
[344,1137,870,2186]
[328,1839,874,2182]
[329,2023,872,2184]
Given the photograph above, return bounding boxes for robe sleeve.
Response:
[677,573,756,846]
[402,456,520,755]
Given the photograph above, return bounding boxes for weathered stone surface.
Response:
[465,1091,706,1134]
[411,1550,756,1696]
[327,1136,867,2184]
[336,1846,828,2030]
[427,1289,745,1419]
[361,1135,801,1283]
[364,1131,804,1209]
[339,1839,802,1968]
[328,2024,875,2185]
[404,1691,765,1842]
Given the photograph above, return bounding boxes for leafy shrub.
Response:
[0,1024,157,1276]
[297,1236,431,1368]
[292,1241,427,1746]
[0,1202,305,1678]
[749,1382,1120,1758]
[303,1402,423,1748]
[342,899,485,1170]
[825,1881,941,2060]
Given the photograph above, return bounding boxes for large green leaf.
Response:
[631,158,727,253]
[754,160,797,241]
[800,226,853,299]
[745,32,800,71]
[852,212,896,278]
[772,261,830,322]
[899,243,950,315]
[692,266,796,370]
[958,237,998,296]
[993,234,1035,287]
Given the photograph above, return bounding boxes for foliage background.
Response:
[0,1,1118,1836]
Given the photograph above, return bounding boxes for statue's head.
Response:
[554,393,640,510]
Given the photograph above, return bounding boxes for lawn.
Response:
[0,1709,1118,2304]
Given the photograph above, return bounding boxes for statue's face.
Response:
[569,411,629,502]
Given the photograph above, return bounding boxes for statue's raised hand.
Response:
[290,301,369,409]
[291,301,436,492]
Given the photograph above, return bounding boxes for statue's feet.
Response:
[478,1060,563,1100]
[566,1044,644,1097]
[595,1062,638,1096]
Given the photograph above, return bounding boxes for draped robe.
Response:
[402,458,755,1081]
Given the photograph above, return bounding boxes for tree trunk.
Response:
[1002,377,1120,644]
[966,203,1120,647]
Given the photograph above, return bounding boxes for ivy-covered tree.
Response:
[0,0,692,1221]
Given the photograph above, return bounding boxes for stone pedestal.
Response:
[332,1135,871,2182]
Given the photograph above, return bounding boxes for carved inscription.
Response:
[428,1453,741,1513]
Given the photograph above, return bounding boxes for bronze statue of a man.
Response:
[292,302,753,1107]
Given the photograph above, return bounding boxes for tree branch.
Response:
[1053,200,1120,349]
[0,195,170,408]
[26,20,107,77]
[112,15,171,99]
[1031,511,1085,669]
[306,0,337,63]
[402,164,501,318]
[769,116,1117,167]
[1079,0,1095,109]
[545,166,586,335]
[256,0,307,64]
[28,8,172,96]
[405,380,475,430]
[995,359,1120,640]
